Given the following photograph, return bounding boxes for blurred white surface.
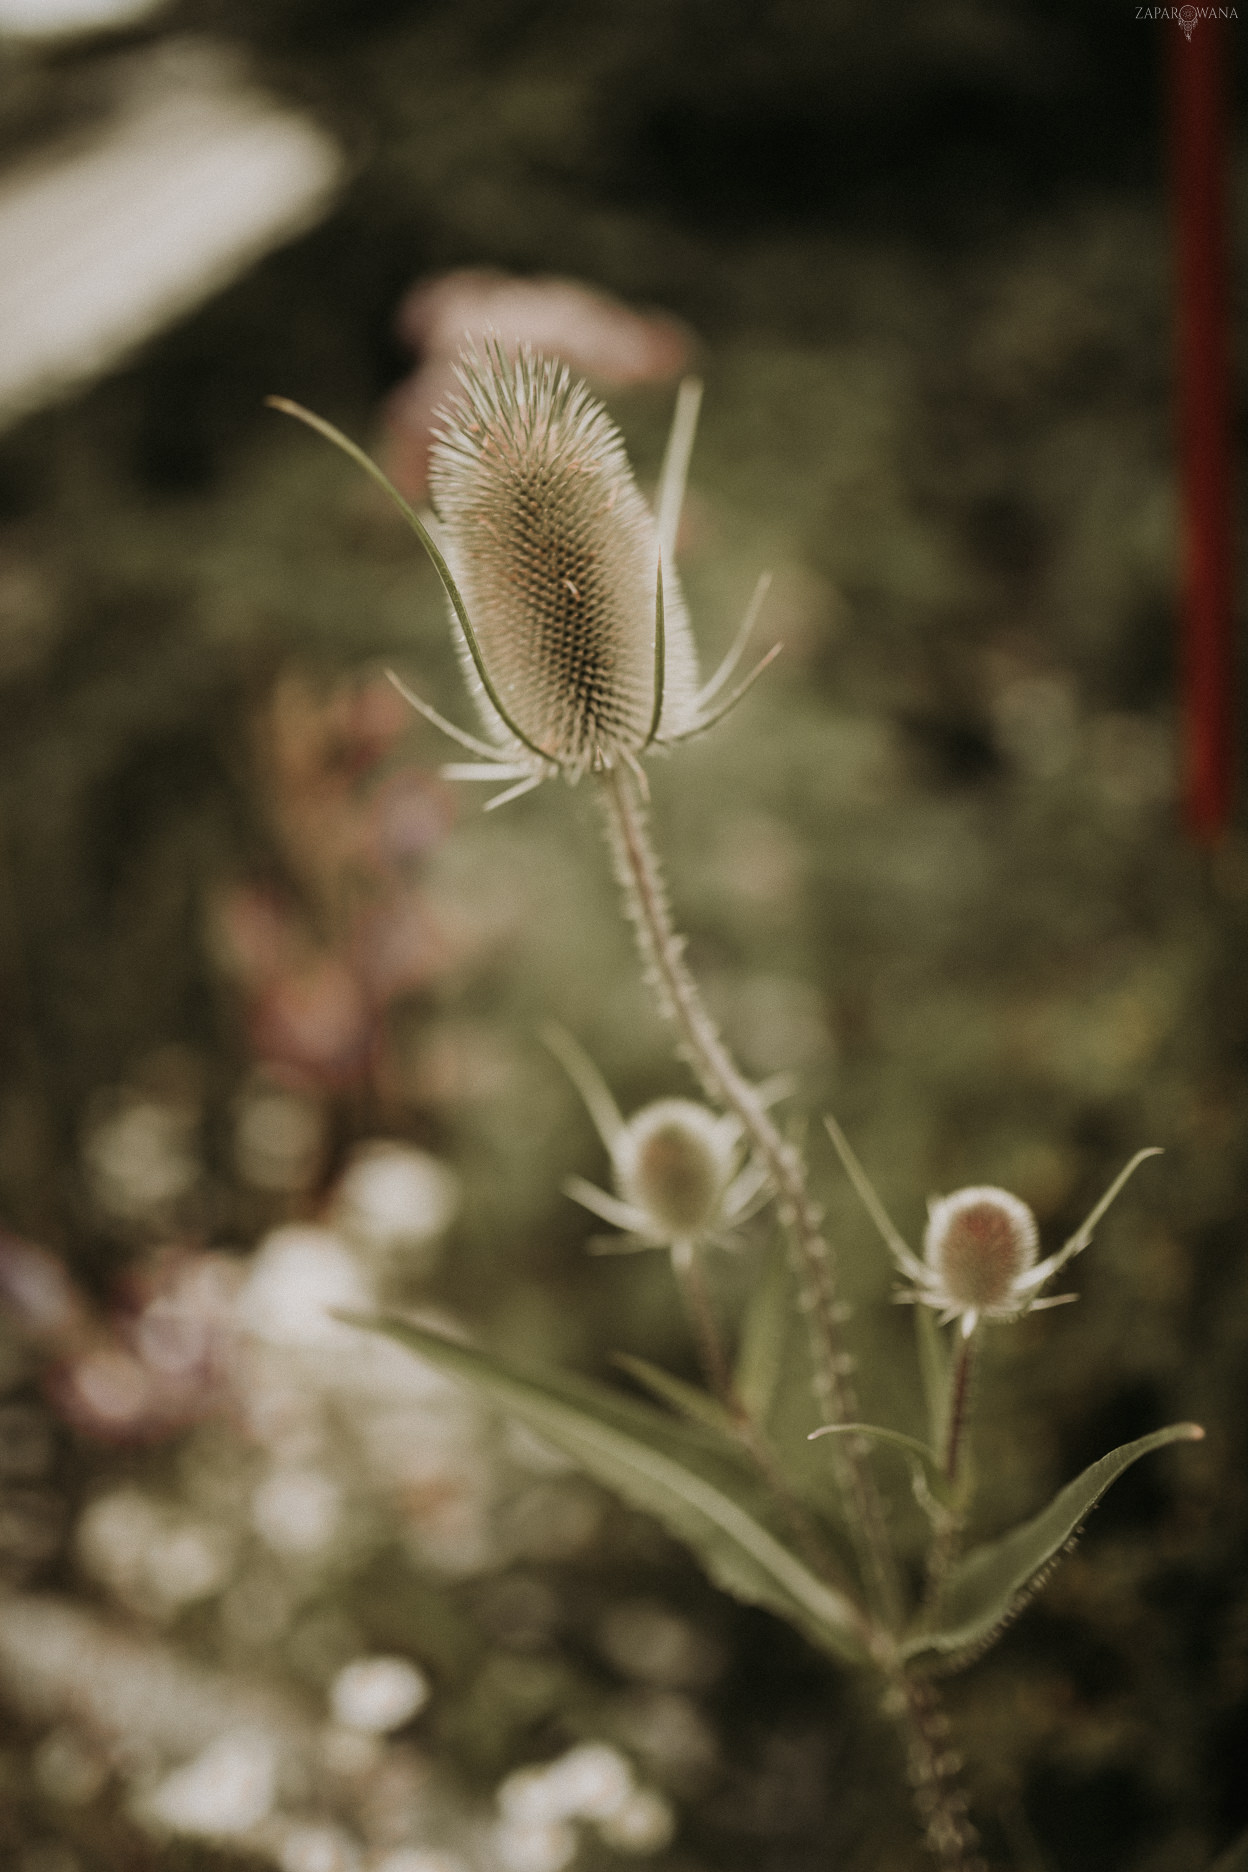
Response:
[0,0,162,35]
[0,42,341,430]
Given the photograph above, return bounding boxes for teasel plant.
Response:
[270,349,1203,1872]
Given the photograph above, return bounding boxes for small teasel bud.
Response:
[923,1187,1039,1314]
[615,1100,737,1240]
[429,345,700,773]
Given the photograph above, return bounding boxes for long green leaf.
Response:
[356,1314,870,1664]
[809,1422,944,1489]
[902,1423,1203,1664]
[612,1353,738,1437]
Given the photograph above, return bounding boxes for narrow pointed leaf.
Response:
[541,1023,625,1153]
[655,376,702,564]
[268,398,553,767]
[667,642,782,743]
[613,1352,737,1437]
[641,555,666,750]
[696,570,771,711]
[356,1314,870,1663]
[809,1422,944,1489]
[902,1423,1204,1663]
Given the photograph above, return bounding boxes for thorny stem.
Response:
[599,764,981,1869]
[599,764,903,1627]
[889,1670,986,1872]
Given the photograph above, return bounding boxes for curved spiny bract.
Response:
[429,345,701,777]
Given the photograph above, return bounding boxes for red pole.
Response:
[1170,13,1236,843]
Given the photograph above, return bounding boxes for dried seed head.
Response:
[923,1187,1039,1314]
[615,1100,737,1240]
[429,345,699,773]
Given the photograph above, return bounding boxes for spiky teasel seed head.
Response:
[544,1027,773,1254]
[429,344,700,775]
[269,360,778,810]
[615,1100,739,1240]
[827,1116,1163,1337]
[923,1188,1039,1314]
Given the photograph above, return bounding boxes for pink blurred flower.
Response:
[349,890,448,1003]
[57,1250,241,1442]
[369,767,456,867]
[213,883,375,1088]
[263,670,415,894]
[213,666,461,1091]
[381,268,694,501]
[213,875,453,1090]
[0,1232,88,1347]
[246,947,377,1090]
[0,1240,242,1446]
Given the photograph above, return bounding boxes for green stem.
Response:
[597,762,987,1868]
[671,1238,735,1405]
[888,1668,986,1872]
[925,1328,978,1621]
[598,764,903,1628]
[942,1330,977,1486]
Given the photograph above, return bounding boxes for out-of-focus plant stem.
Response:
[889,1669,986,1872]
[671,1237,735,1403]
[925,1328,979,1624]
[599,762,902,1626]
[942,1331,977,1487]
[599,764,988,1869]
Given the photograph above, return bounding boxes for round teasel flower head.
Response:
[614,1099,740,1242]
[923,1187,1038,1316]
[543,1027,773,1256]
[824,1116,1163,1339]
[428,343,701,777]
